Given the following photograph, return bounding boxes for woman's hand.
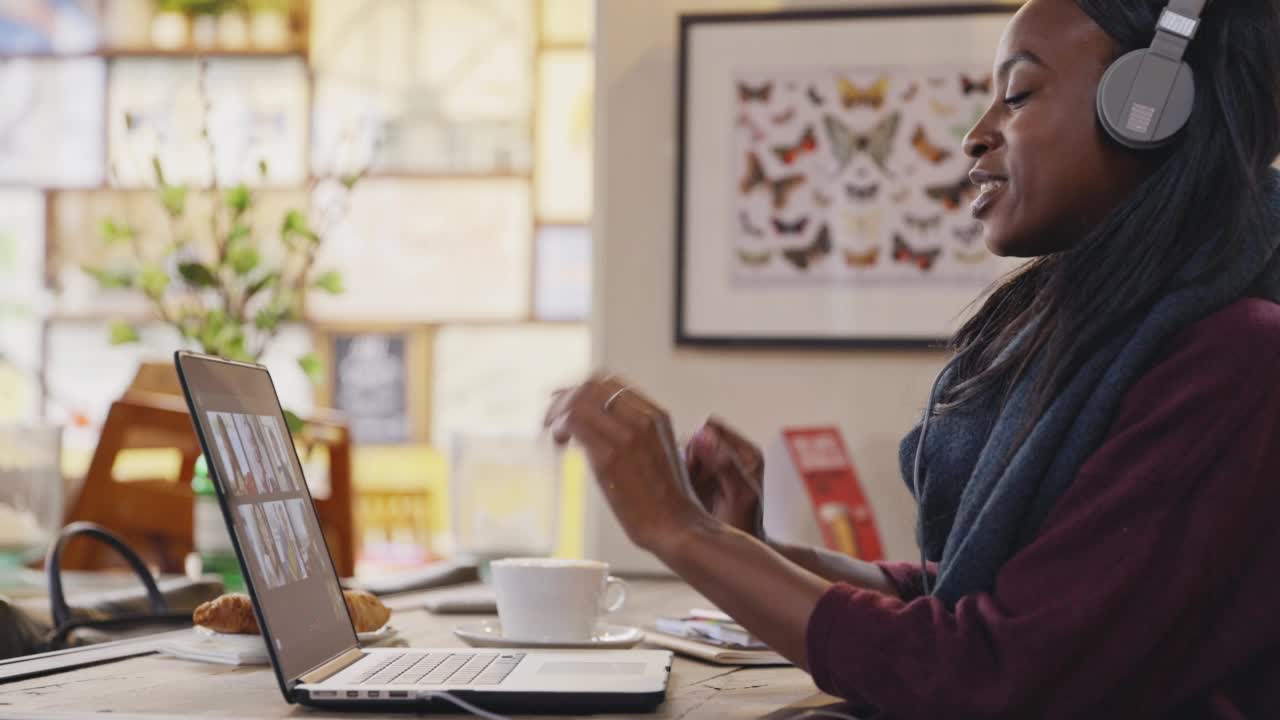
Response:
[545,375,832,670]
[544,373,711,557]
[685,418,764,537]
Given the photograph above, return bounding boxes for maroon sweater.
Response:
[806,298,1280,719]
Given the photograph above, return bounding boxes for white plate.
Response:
[193,624,399,648]
[453,621,644,650]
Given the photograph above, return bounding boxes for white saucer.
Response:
[453,621,644,650]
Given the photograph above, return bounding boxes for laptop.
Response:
[174,351,672,714]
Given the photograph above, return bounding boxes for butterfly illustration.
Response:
[924,173,978,211]
[843,211,881,239]
[954,248,988,264]
[736,111,765,142]
[837,75,889,110]
[738,249,772,267]
[772,126,817,165]
[813,189,832,208]
[951,104,986,141]
[845,182,880,201]
[771,108,796,125]
[903,213,943,232]
[843,246,880,268]
[953,222,983,244]
[960,73,992,96]
[824,112,901,174]
[739,211,764,237]
[901,83,919,102]
[782,224,832,270]
[807,86,825,106]
[911,126,952,165]
[929,98,957,116]
[890,188,911,204]
[739,152,806,209]
[892,234,943,271]
[772,217,810,235]
[738,81,773,103]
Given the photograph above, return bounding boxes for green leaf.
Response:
[312,270,344,294]
[160,185,187,217]
[108,320,140,345]
[138,263,170,300]
[82,265,134,289]
[98,218,135,245]
[255,306,282,331]
[227,242,260,275]
[178,262,219,287]
[282,209,308,235]
[124,113,138,132]
[281,209,319,245]
[151,156,167,186]
[227,223,251,244]
[297,353,323,384]
[340,174,359,190]
[225,184,252,215]
[197,310,242,357]
[205,308,227,331]
[282,293,302,321]
[212,322,246,359]
[246,271,280,300]
[258,159,269,178]
[282,409,304,434]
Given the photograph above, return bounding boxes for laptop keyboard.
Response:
[354,652,526,686]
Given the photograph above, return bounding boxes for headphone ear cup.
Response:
[1096,49,1196,150]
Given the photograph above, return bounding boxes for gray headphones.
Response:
[1096,0,1212,150]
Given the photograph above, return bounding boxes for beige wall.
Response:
[587,0,1017,572]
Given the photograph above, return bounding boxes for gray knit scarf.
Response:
[899,169,1280,608]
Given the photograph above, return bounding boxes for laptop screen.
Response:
[177,352,357,685]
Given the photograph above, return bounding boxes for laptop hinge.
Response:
[298,648,365,685]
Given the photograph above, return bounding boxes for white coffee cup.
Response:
[490,558,628,642]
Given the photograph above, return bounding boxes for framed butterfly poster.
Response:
[676,5,1022,348]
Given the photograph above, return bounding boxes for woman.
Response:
[546,0,1280,716]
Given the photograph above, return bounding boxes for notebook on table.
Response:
[175,351,672,715]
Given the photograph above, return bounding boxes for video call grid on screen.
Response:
[186,373,354,681]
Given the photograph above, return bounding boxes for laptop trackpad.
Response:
[536,662,647,676]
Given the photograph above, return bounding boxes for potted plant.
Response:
[247,0,291,50]
[83,60,371,430]
[150,0,192,49]
[186,0,231,49]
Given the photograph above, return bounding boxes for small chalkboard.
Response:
[331,333,411,445]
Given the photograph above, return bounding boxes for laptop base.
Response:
[298,688,668,714]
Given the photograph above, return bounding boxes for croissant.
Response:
[344,589,392,633]
[193,593,259,634]
[194,590,391,634]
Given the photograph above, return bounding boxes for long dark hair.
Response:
[941,0,1280,426]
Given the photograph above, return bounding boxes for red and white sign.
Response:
[763,426,883,561]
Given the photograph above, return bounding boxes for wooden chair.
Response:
[61,364,356,577]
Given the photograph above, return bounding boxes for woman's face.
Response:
[964,0,1149,257]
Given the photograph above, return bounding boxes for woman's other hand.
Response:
[544,373,710,556]
[685,417,763,536]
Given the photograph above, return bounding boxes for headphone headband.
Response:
[1096,0,1212,150]
[1152,0,1210,62]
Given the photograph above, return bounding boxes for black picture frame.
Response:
[674,4,1018,349]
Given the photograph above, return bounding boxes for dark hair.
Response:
[941,0,1280,427]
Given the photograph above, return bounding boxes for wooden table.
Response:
[0,579,845,719]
